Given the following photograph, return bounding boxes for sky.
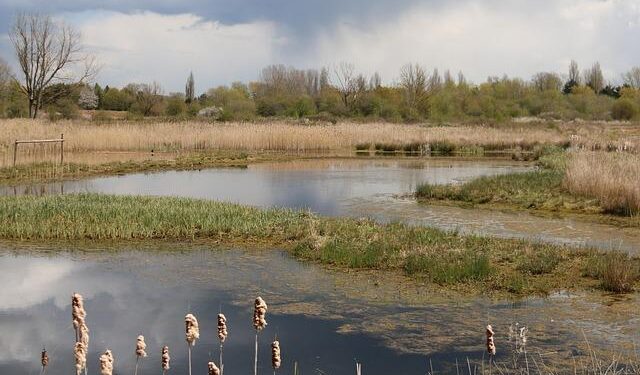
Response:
[0,0,639,93]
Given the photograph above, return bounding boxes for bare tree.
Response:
[10,13,97,118]
[428,68,442,92]
[185,71,195,103]
[128,82,163,116]
[568,60,580,84]
[531,72,563,92]
[332,62,358,108]
[584,62,604,93]
[622,67,640,89]
[399,63,428,109]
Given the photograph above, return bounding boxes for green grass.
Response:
[416,169,570,209]
[1,193,638,295]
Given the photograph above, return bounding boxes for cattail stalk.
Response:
[185,314,200,375]
[41,348,49,375]
[208,361,221,375]
[135,335,147,375]
[271,340,281,375]
[161,345,170,375]
[486,325,496,375]
[253,297,268,375]
[217,313,228,375]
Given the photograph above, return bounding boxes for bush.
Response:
[611,99,638,120]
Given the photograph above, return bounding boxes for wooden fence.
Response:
[13,133,64,167]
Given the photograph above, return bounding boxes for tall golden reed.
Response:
[564,152,640,215]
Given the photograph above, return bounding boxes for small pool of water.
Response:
[1,243,638,375]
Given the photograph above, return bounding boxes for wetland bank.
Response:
[1,120,639,374]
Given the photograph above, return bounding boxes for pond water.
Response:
[1,243,638,375]
[3,158,639,252]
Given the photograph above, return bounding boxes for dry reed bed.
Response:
[564,152,640,215]
[0,119,570,154]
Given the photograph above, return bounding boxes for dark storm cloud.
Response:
[0,0,430,35]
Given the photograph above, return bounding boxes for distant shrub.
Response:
[611,99,638,120]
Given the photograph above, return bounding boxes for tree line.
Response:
[1,13,640,122]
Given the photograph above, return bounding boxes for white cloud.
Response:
[74,10,282,92]
[309,0,640,84]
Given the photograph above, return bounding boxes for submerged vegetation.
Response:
[1,193,638,295]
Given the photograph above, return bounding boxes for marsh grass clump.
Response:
[516,247,565,275]
[583,251,640,293]
[429,140,456,155]
[354,142,371,151]
[404,250,492,284]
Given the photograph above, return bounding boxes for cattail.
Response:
[134,335,147,375]
[74,342,87,375]
[41,348,49,372]
[217,313,227,375]
[161,346,170,373]
[135,335,147,358]
[99,349,114,375]
[208,361,221,375]
[217,314,228,342]
[79,321,90,348]
[185,314,199,375]
[271,340,281,370]
[253,297,268,375]
[185,314,200,346]
[71,293,86,341]
[486,325,496,356]
[253,297,268,331]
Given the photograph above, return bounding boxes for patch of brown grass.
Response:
[564,152,640,216]
[0,119,571,166]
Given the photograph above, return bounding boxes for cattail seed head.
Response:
[486,324,496,356]
[41,349,49,368]
[73,342,87,375]
[136,335,147,358]
[185,313,200,346]
[79,321,90,348]
[271,340,281,370]
[161,345,170,371]
[207,361,220,375]
[99,349,114,375]
[253,297,267,331]
[217,313,228,343]
[72,293,87,332]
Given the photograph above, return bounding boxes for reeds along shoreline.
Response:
[0,119,586,158]
[564,151,640,216]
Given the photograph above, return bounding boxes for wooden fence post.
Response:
[60,133,64,165]
[13,140,17,167]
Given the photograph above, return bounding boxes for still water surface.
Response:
[3,158,639,251]
[1,244,638,375]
